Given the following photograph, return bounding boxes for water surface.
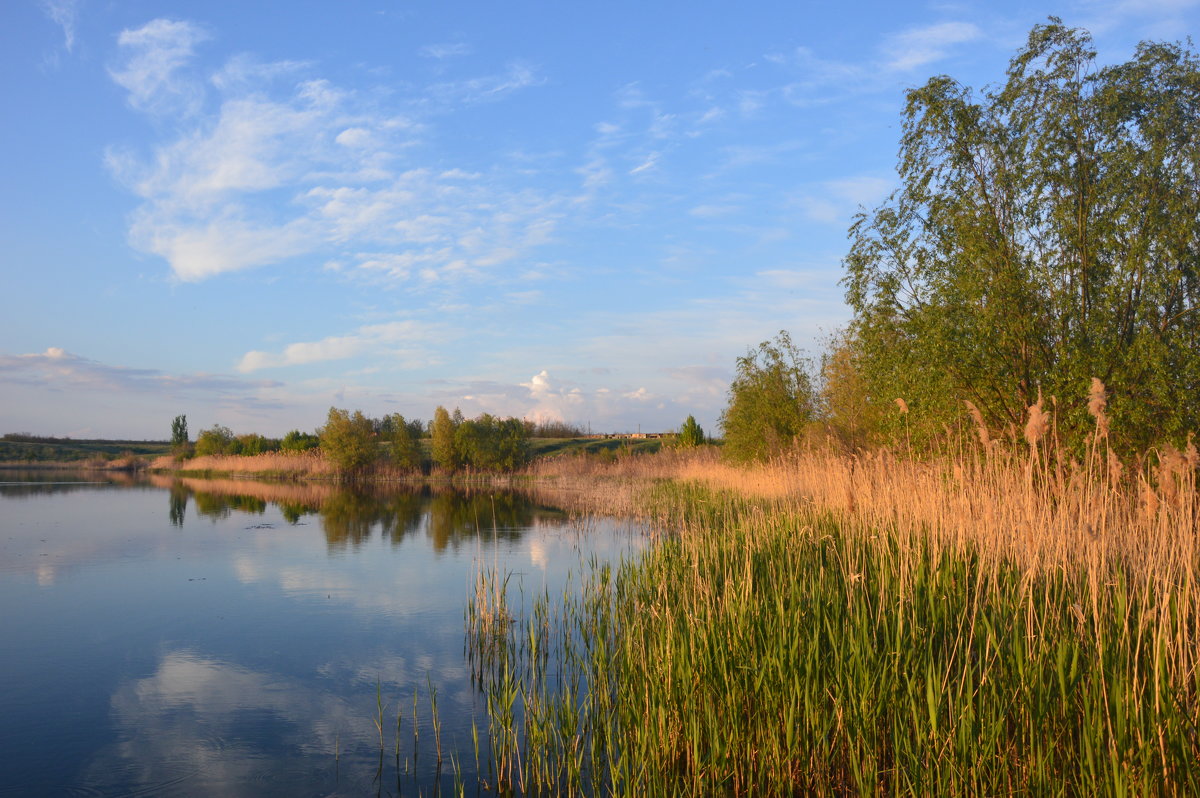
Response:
[0,472,642,796]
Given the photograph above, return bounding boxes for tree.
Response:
[818,330,885,450]
[319,407,377,473]
[170,415,188,447]
[843,21,1200,450]
[280,429,320,453]
[677,415,705,447]
[385,413,421,471]
[719,331,816,462]
[194,425,235,457]
[455,414,530,471]
[430,406,461,470]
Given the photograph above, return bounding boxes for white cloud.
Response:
[0,347,279,398]
[428,62,542,104]
[237,320,437,372]
[882,22,982,71]
[130,212,318,281]
[795,175,893,225]
[110,18,211,116]
[420,42,472,59]
[40,0,81,53]
[108,48,563,284]
[629,152,660,175]
[825,176,892,206]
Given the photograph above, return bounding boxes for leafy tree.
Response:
[719,331,816,462]
[455,414,530,471]
[843,21,1200,450]
[677,415,705,447]
[280,429,320,453]
[170,415,188,447]
[430,406,461,470]
[319,407,377,473]
[234,433,277,455]
[194,425,235,457]
[385,412,421,471]
[818,330,886,450]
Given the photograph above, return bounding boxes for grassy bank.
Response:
[470,437,1199,795]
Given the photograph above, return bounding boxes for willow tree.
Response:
[843,21,1200,450]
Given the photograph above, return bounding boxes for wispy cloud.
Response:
[882,21,983,71]
[795,174,893,224]
[110,18,211,116]
[107,31,560,285]
[427,62,542,104]
[420,42,472,59]
[40,0,82,53]
[1077,0,1200,37]
[237,320,442,372]
[0,347,278,397]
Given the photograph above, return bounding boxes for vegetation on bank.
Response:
[458,22,1200,795]
[837,21,1200,454]
[470,392,1199,795]
[0,433,170,465]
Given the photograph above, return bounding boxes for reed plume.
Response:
[1024,389,1050,449]
[1087,378,1110,438]
[963,400,991,447]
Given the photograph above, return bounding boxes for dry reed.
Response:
[475,385,1199,794]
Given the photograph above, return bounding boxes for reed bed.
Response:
[150,449,339,477]
[471,403,1200,795]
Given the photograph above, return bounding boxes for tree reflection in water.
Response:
[159,477,570,551]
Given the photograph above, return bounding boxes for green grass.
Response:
[0,435,170,464]
[468,481,1200,796]
[529,436,665,459]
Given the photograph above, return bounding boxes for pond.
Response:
[0,472,644,796]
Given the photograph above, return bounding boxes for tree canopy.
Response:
[677,415,705,448]
[319,407,377,473]
[843,21,1200,450]
[170,415,188,448]
[719,331,816,462]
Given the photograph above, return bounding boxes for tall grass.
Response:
[471,397,1199,795]
[150,449,339,477]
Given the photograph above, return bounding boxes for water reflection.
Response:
[152,475,568,552]
[0,473,644,796]
[0,469,141,497]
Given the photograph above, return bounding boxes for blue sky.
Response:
[2,0,1197,439]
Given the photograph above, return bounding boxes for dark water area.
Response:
[0,472,644,796]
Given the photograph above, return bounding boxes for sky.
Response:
[2,0,1197,440]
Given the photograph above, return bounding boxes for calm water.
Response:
[0,472,643,797]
